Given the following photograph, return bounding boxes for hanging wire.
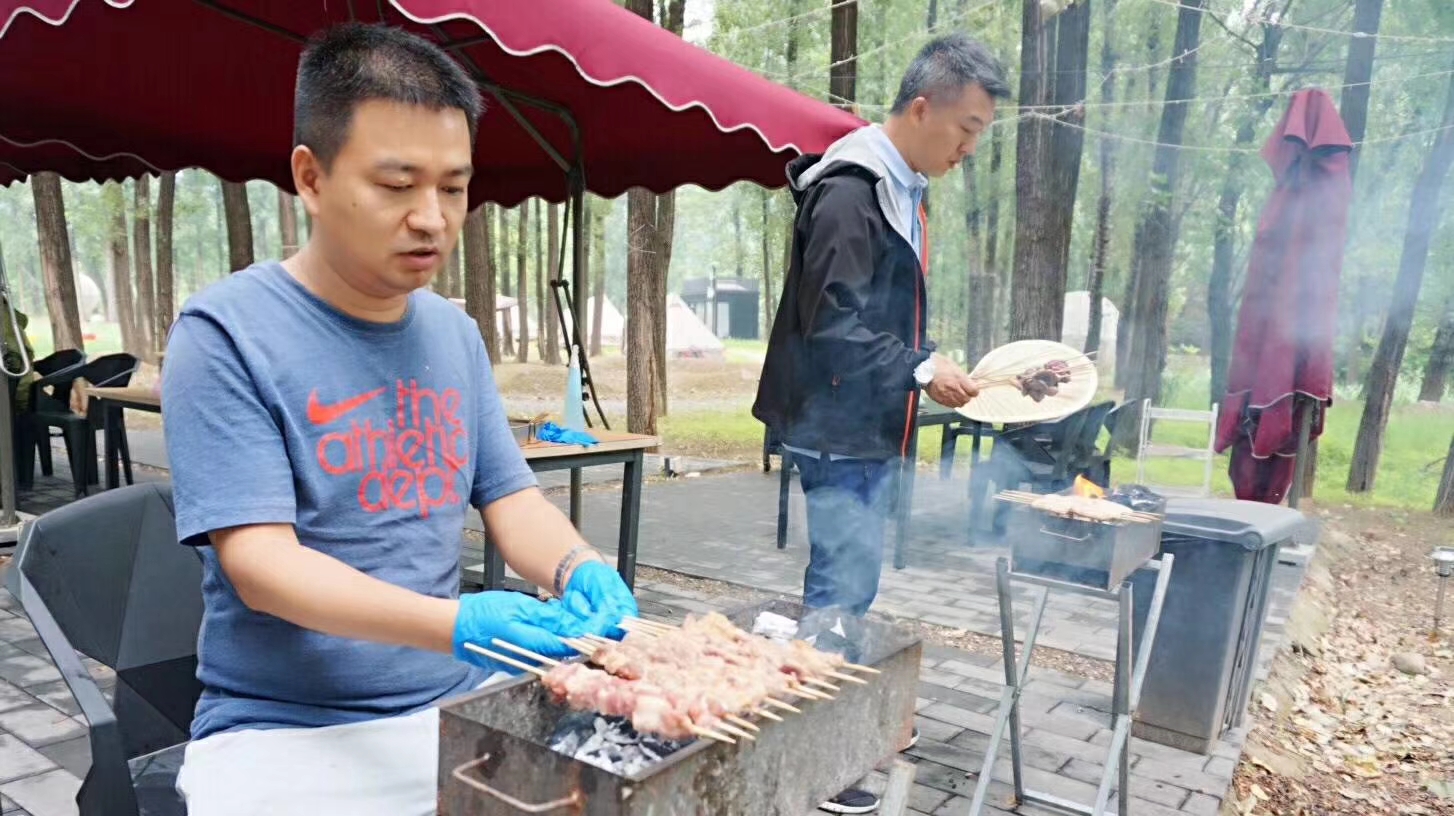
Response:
[1142,0,1454,45]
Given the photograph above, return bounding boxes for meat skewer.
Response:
[621,614,882,677]
[491,640,759,742]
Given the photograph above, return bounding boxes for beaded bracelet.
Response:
[552,544,604,596]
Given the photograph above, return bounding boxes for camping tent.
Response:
[665,294,724,361]
[1061,291,1118,370]
[620,294,723,361]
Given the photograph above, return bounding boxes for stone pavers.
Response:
[0,442,1312,814]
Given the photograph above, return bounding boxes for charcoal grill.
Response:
[968,491,1175,816]
[998,490,1166,591]
[437,599,921,815]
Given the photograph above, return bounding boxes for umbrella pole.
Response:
[0,378,16,536]
[1289,396,1313,508]
[571,171,586,354]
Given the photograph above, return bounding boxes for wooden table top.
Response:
[82,387,654,459]
[86,385,161,409]
[519,430,658,460]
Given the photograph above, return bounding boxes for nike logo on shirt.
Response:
[306,387,386,426]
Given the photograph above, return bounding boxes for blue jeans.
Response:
[799,455,896,617]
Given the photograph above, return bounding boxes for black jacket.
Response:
[753,132,933,461]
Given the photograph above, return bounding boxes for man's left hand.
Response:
[562,560,639,639]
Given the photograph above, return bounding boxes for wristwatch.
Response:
[913,356,935,386]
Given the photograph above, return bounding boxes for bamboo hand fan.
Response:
[956,339,1099,425]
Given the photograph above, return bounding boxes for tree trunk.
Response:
[533,200,545,359]
[655,192,674,416]
[733,196,750,281]
[962,154,993,367]
[1086,0,1117,356]
[516,204,530,363]
[984,129,1003,346]
[626,188,661,435]
[1009,0,1090,342]
[133,175,157,352]
[829,0,858,111]
[1347,66,1454,493]
[590,199,607,358]
[464,205,499,362]
[1209,25,1283,405]
[104,182,139,355]
[542,203,561,364]
[155,171,176,352]
[1116,21,1169,388]
[278,189,300,259]
[1420,300,1454,402]
[1117,0,1204,451]
[623,0,680,427]
[1435,434,1454,516]
[499,206,515,358]
[31,172,85,352]
[220,180,255,272]
[1340,0,1385,181]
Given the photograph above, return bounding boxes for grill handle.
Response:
[451,754,583,813]
[1037,526,1094,543]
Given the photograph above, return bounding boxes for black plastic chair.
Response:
[21,352,138,497]
[969,400,1118,533]
[10,349,88,485]
[4,481,198,816]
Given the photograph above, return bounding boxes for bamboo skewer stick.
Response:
[714,721,756,741]
[843,662,881,675]
[753,707,786,722]
[802,677,842,692]
[491,639,561,666]
[790,683,833,700]
[690,725,737,744]
[827,670,869,685]
[464,643,547,677]
[762,697,802,714]
[725,714,761,732]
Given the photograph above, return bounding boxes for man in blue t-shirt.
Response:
[162,23,636,815]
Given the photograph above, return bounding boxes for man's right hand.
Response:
[453,591,587,671]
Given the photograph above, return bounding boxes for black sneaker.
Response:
[819,788,880,814]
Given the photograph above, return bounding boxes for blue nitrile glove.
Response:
[561,560,640,640]
[453,591,587,673]
[538,421,598,447]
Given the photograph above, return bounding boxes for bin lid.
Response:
[1160,498,1312,551]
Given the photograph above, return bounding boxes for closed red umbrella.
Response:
[0,0,861,203]
[1214,89,1353,504]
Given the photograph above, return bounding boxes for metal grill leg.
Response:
[968,558,1048,815]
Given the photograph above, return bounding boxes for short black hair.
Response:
[293,22,484,168]
[891,33,1011,115]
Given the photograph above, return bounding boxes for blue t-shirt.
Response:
[161,262,537,741]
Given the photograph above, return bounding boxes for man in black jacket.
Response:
[754,32,1009,814]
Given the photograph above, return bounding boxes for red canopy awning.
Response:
[0,0,862,206]
[1214,89,1353,504]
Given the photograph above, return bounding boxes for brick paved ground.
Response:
[0,436,1315,815]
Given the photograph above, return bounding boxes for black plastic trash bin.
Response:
[1128,497,1312,754]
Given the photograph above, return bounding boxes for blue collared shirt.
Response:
[864,124,929,261]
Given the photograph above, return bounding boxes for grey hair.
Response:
[890,33,1011,115]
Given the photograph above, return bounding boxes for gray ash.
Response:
[548,712,691,776]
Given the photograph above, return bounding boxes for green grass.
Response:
[657,353,1454,513]
[20,317,125,360]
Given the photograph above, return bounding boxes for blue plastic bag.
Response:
[538,421,598,447]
